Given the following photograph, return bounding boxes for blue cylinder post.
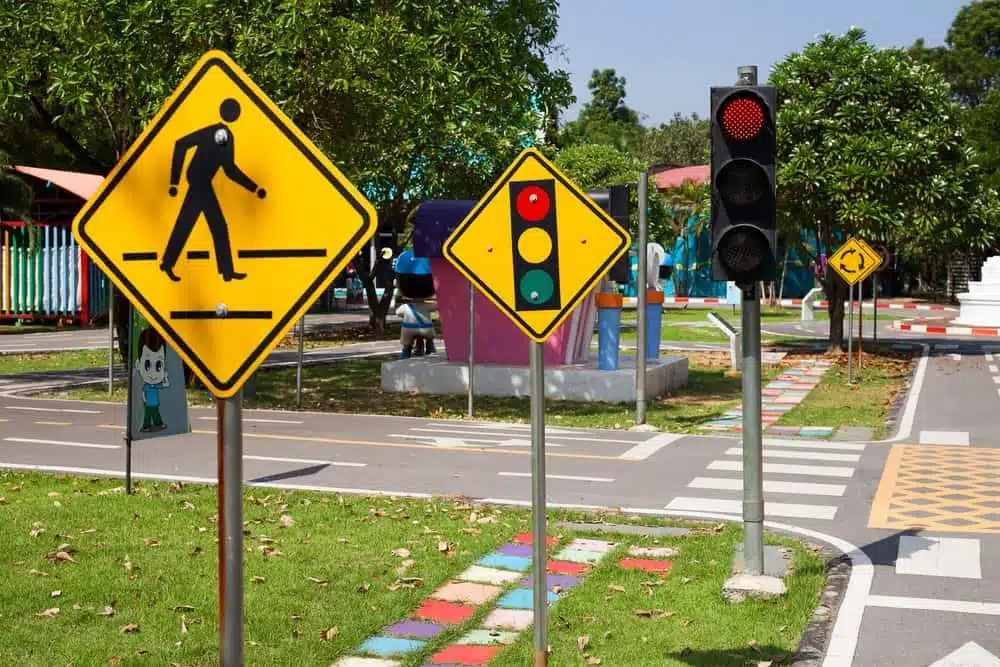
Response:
[644,290,664,361]
[596,293,623,370]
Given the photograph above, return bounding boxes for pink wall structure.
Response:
[432,259,596,367]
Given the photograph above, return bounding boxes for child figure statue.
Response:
[396,298,436,359]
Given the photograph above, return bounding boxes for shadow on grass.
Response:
[667,645,794,666]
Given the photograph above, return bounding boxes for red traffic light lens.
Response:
[515,185,551,222]
[721,95,765,141]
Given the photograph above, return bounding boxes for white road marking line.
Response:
[665,496,837,520]
[3,437,118,450]
[424,422,579,435]
[990,364,998,373]
[496,472,614,483]
[762,437,866,451]
[708,459,855,478]
[987,353,996,362]
[867,595,1000,616]
[688,476,846,496]
[243,455,365,468]
[389,434,564,448]
[918,430,970,446]
[895,536,982,580]
[929,641,1000,667]
[724,447,861,463]
[5,405,102,414]
[407,427,636,444]
[948,353,962,361]
[881,343,929,444]
[619,433,684,460]
[994,375,1000,384]
[198,416,304,425]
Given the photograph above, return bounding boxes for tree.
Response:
[770,28,999,350]
[0,153,32,223]
[640,112,710,168]
[0,0,574,343]
[559,68,644,151]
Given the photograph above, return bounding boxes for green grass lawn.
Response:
[0,472,826,666]
[0,349,124,375]
[775,343,915,438]
[45,353,785,433]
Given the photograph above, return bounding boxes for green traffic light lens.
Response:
[718,226,768,274]
[519,269,555,306]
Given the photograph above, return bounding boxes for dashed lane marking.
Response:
[5,405,102,414]
[723,446,861,463]
[243,454,365,468]
[34,421,72,426]
[496,472,614,483]
[918,430,970,446]
[4,437,119,450]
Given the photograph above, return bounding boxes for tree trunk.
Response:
[824,268,847,353]
[362,272,396,338]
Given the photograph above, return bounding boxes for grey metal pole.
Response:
[296,317,305,408]
[873,275,878,346]
[221,394,244,666]
[529,340,548,667]
[635,173,649,424]
[108,284,114,396]
[734,63,764,577]
[740,282,764,575]
[467,283,475,418]
[124,304,134,496]
[847,282,855,384]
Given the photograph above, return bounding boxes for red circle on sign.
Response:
[516,185,550,222]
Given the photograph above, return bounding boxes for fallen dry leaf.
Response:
[320,627,340,642]
[357,583,371,593]
[172,605,196,613]
[749,639,760,651]
[437,540,451,552]
[778,625,788,632]
[51,590,61,597]
[120,623,139,634]
[107,656,125,665]
[634,609,653,617]
[35,607,60,618]
[46,551,76,564]
[608,585,625,593]
[143,538,161,547]
[251,576,265,584]
[48,491,61,498]
[306,577,328,586]
[279,515,295,528]
[577,636,590,651]
[98,605,116,617]
[587,657,602,665]
[680,577,691,584]
[30,527,45,538]
[679,619,693,627]
[391,548,411,558]
[658,611,677,618]
[123,560,135,572]
[29,569,48,577]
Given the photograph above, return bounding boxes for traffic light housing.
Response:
[510,179,561,310]
[710,85,777,286]
[588,185,631,284]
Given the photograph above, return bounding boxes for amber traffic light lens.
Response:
[716,159,769,207]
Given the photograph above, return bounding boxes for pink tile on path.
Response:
[431,582,502,606]
[567,538,616,553]
[482,608,534,631]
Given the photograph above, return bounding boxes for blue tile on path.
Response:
[358,636,425,657]
[477,553,532,572]
[497,588,559,609]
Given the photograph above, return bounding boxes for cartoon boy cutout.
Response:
[136,327,170,432]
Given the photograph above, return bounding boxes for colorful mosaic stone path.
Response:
[333,533,618,666]
[700,358,834,434]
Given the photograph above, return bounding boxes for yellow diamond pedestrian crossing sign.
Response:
[443,148,631,342]
[72,50,377,398]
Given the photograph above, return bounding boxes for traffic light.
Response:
[588,185,631,284]
[710,85,777,285]
[510,179,561,310]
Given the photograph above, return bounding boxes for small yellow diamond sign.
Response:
[443,148,631,342]
[829,237,882,287]
[73,50,377,398]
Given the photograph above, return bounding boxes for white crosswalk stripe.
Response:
[667,437,867,521]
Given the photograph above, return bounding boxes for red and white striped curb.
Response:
[622,296,955,311]
[891,322,1000,337]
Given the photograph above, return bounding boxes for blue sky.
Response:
[553,0,968,126]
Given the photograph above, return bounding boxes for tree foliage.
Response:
[640,112,710,168]
[771,28,999,347]
[559,68,644,152]
[0,152,32,222]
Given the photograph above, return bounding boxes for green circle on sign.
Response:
[520,269,555,306]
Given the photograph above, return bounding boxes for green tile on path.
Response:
[457,629,519,646]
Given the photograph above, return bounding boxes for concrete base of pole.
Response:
[723,543,790,603]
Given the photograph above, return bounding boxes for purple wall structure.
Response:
[414,201,597,366]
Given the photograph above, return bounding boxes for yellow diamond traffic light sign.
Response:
[829,237,882,287]
[73,50,377,398]
[443,148,631,342]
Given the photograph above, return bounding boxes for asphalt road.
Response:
[1,329,999,665]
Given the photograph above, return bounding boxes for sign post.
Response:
[72,50,377,665]
[636,172,648,425]
[443,148,630,666]
[829,237,882,384]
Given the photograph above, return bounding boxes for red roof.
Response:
[653,165,709,189]
[13,165,104,200]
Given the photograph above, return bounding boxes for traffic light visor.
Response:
[716,224,770,276]
[720,92,766,141]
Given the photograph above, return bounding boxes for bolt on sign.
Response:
[443,148,631,342]
[73,50,377,398]
[829,237,882,287]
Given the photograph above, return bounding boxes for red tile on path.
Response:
[547,560,590,576]
[413,599,477,624]
[512,532,558,547]
[429,644,500,665]
[619,558,673,573]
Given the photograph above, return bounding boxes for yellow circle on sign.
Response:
[517,227,553,264]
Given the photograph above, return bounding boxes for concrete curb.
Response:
[792,544,853,666]
[892,321,1000,337]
